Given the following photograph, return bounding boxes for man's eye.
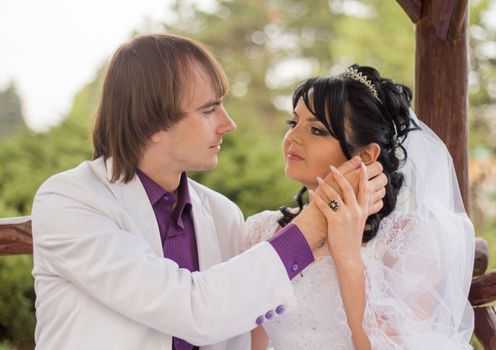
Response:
[204,107,215,115]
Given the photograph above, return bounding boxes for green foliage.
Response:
[0,256,35,349]
[469,0,496,151]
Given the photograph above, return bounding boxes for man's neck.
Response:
[138,165,182,192]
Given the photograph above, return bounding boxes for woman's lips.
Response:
[287,151,304,160]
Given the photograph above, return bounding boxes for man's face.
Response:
[146,66,236,175]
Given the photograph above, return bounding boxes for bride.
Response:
[242,65,475,349]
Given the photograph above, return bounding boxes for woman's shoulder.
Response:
[241,210,283,250]
[246,209,283,224]
[364,211,428,255]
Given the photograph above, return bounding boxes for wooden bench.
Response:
[1,217,495,348]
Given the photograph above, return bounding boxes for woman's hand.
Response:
[310,162,370,263]
[310,162,372,350]
[316,156,386,217]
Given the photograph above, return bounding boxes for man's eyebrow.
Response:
[197,99,222,110]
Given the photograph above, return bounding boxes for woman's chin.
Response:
[285,173,317,190]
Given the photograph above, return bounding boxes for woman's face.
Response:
[282,98,348,190]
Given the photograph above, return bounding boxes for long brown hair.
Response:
[92,34,228,182]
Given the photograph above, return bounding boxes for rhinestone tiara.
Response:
[341,67,382,103]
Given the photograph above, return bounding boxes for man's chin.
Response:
[191,159,218,172]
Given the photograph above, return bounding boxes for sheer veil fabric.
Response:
[362,110,475,348]
[241,110,475,349]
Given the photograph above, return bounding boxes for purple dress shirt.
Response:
[138,171,199,350]
[137,170,314,349]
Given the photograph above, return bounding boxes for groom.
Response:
[31,34,386,350]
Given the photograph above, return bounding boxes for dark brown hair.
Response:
[92,34,229,182]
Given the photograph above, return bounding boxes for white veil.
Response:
[362,110,475,349]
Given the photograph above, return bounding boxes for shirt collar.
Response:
[137,170,192,228]
[175,172,192,228]
[136,169,167,206]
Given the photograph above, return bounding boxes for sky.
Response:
[0,0,174,131]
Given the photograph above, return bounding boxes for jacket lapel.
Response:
[99,158,164,257]
[188,183,222,271]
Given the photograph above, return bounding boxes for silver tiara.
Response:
[341,67,382,103]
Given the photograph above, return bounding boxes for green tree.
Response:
[0,83,25,140]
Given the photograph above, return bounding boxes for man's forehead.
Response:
[179,68,219,112]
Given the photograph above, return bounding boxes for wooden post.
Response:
[395,1,496,347]
[396,0,470,210]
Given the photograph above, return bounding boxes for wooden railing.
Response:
[470,238,496,349]
[1,218,495,348]
[0,217,32,255]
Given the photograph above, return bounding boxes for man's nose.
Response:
[218,108,236,133]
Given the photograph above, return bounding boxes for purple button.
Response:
[291,263,299,272]
[265,310,275,319]
[275,305,285,314]
[255,315,265,325]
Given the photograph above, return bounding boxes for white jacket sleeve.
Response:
[32,175,296,346]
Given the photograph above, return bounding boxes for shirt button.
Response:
[276,305,286,314]
[255,315,265,325]
[265,310,275,319]
[291,263,299,272]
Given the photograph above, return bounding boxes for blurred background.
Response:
[0,0,495,348]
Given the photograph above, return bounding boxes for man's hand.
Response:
[316,156,387,216]
[291,203,327,253]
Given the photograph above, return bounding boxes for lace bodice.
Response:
[241,211,473,350]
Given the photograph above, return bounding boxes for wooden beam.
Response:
[395,0,422,23]
[415,0,470,209]
[470,271,496,307]
[0,216,32,255]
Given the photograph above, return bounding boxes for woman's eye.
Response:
[286,120,297,128]
[310,127,326,136]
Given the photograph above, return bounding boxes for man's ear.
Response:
[150,131,164,143]
[359,143,381,165]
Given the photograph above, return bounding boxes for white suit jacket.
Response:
[32,157,296,349]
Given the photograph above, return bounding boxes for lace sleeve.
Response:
[239,210,281,252]
[361,213,474,350]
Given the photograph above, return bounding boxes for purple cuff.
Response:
[268,223,314,279]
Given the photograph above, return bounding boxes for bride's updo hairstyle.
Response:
[279,64,419,242]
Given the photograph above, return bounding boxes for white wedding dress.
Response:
[241,113,475,350]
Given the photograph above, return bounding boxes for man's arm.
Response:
[32,175,325,346]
